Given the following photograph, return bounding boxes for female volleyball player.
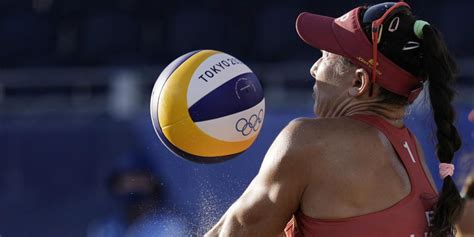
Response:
[206,2,463,236]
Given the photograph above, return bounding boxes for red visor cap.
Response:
[296,7,424,101]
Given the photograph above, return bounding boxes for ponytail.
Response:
[422,25,463,237]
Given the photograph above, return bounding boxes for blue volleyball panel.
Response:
[188,72,264,122]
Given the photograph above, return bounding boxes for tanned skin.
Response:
[205,52,437,237]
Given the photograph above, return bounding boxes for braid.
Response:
[422,25,463,237]
[359,5,464,235]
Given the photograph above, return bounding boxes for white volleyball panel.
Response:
[194,99,265,142]
[187,53,253,108]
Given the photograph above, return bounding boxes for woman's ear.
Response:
[348,68,371,97]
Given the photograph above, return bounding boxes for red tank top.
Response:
[285,114,438,237]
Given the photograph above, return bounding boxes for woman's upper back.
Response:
[285,115,437,237]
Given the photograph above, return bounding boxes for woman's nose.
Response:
[311,69,317,79]
[310,59,321,78]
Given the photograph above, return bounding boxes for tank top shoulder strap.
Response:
[349,114,423,189]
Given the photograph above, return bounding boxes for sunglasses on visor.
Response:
[360,1,411,96]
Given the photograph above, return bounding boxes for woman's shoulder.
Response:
[283,117,385,164]
[285,116,378,139]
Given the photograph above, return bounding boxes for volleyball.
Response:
[150,50,265,163]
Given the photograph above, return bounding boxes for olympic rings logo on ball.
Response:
[235,109,264,136]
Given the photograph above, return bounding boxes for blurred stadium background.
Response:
[0,0,473,236]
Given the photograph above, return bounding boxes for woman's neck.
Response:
[321,99,406,127]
